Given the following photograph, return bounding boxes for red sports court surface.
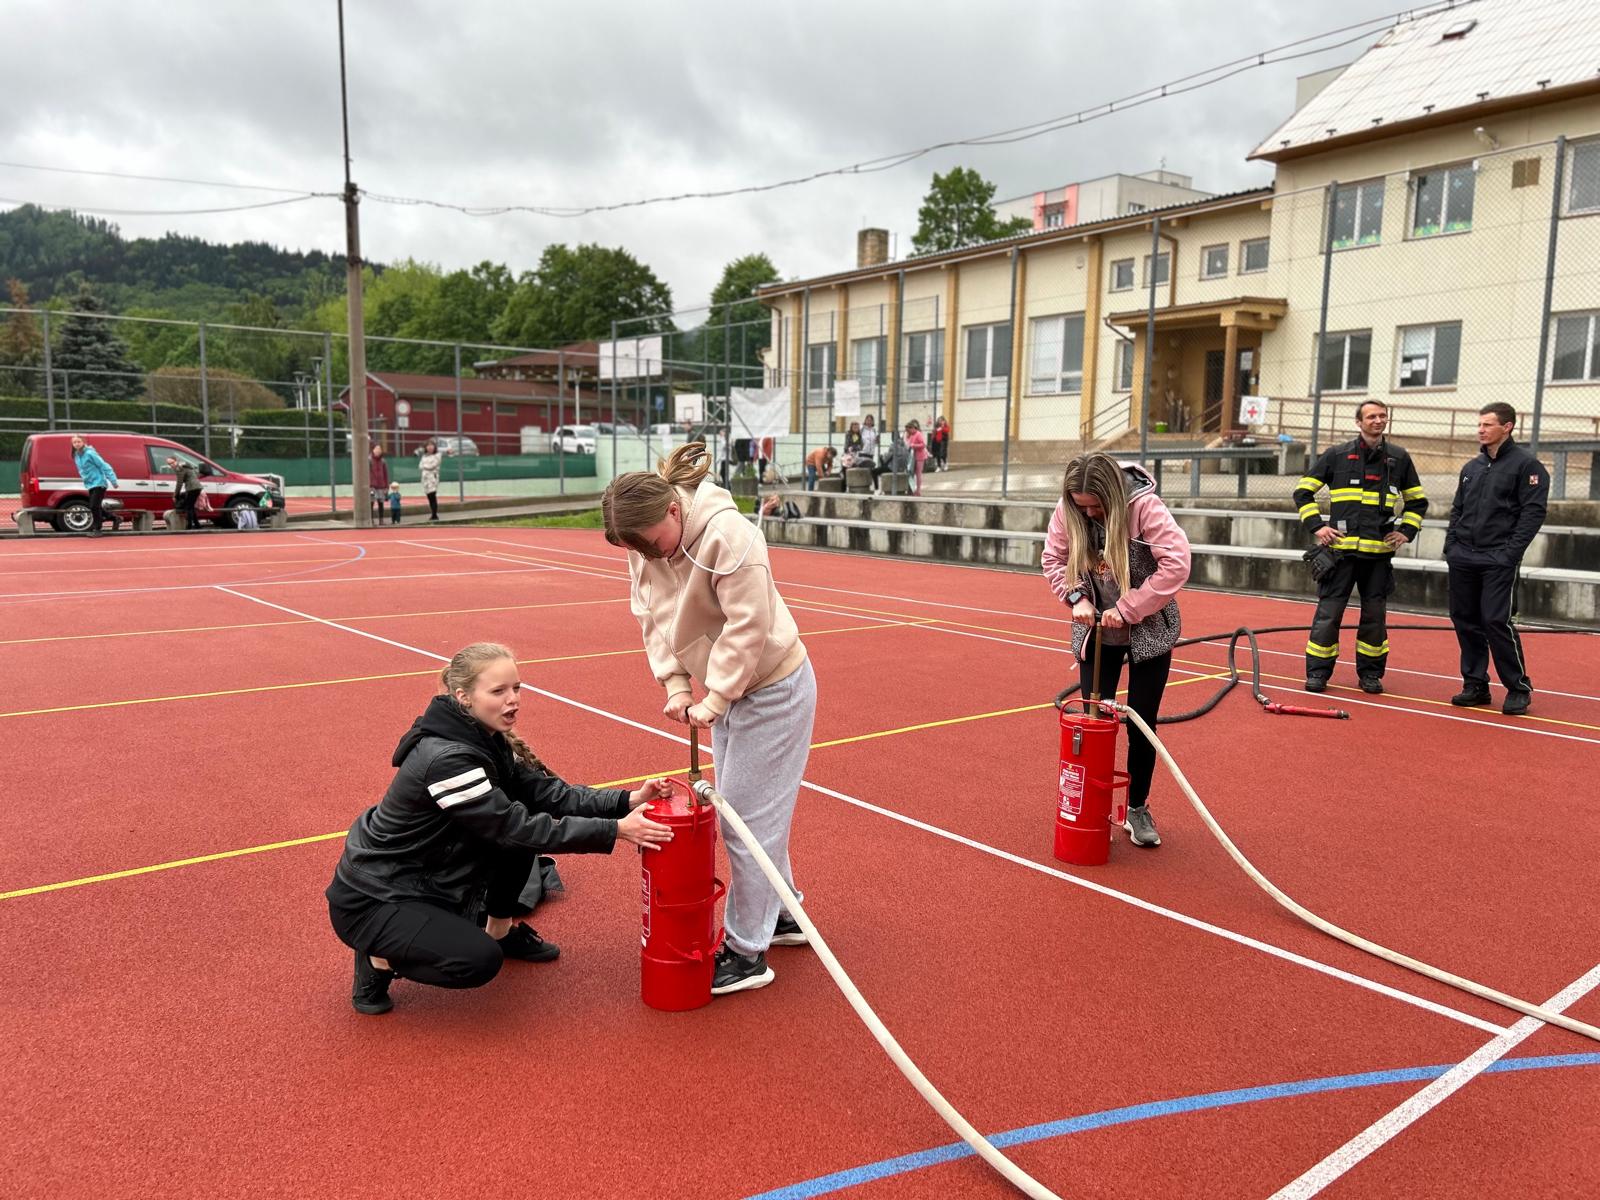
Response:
[2,527,1596,1200]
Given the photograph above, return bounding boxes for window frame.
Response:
[1027,312,1087,396]
[1141,251,1171,287]
[805,342,837,405]
[1314,329,1373,394]
[1395,321,1463,390]
[1568,139,1600,216]
[1409,161,1477,238]
[1112,340,1135,393]
[903,329,945,405]
[960,321,1012,399]
[1331,179,1386,250]
[1200,244,1230,279]
[1239,237,1270,274]
[1549,311,1600,383]
[1109,258,1135,292]
[850,336,886,407]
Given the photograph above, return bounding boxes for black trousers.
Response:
[326,846,537,990]
[1079,643,1171,808]
[88,486,108,532]
[1447,558,1531,694]
[426,490,439,519]
[1306,555,1394,680]
[175,490,200,526]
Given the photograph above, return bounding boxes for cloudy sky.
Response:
[3,0,1416,315]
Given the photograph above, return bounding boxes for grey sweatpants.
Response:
[712,658,817,957]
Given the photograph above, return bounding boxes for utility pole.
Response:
[339,0,371,526]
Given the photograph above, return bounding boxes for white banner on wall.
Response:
[597,335,664,380]
[832,379,861,418]
[730,387,792,439]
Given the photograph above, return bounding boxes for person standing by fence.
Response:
[904,420,929,495]
[930,415,951,472]
[70,435,119,536]
[418,439,443,522]
[1444,403,1549,716]
[369,444,391,525]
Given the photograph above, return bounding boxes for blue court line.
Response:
[745,1053,1600,1199]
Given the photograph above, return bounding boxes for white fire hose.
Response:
[1101,698,1600,1045]
[691,776,1064,1200]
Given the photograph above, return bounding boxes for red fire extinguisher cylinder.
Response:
[640,779,725,1012]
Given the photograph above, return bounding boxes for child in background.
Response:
[388,482,403,525]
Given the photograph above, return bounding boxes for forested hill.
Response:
[0,204,358,320]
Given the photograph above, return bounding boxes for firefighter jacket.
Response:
[1294,437,1427,556]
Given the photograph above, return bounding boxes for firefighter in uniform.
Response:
[1292,400,1428,694]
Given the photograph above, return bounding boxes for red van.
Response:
[18,432,286,533]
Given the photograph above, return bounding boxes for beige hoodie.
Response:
[627,478,807,716]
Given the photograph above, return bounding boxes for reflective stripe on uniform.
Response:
[1402,485,1427,500]
[1356,639,1390,657]
[1306,641,1340,658]
[1298,502,1321,519]
[1297,476,1325,492]
[1400,512,1423,529]
[1329,488,1363,502]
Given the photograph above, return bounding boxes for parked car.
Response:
[433,435,479,457]
[18,431,286,532]
[550,424,599,454]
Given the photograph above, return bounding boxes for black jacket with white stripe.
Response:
[334,695,633,912]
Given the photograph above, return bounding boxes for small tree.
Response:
[910,167,1032,255]
[490,244,674,348]
[53,285,142,401]
[0,279,45,396]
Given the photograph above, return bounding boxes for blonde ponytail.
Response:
[603,440,711,554]
[659,441,712,488]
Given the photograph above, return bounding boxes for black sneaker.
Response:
[711,946,774,995]
[771,911,808,947]
[1501,690,1532,716]
[1451,686,1491,707]
[352,948,395,1015]
[497,923,560,963]
[1304,677,1328,694]
[1124,805,1162,847]
[1358,675,1384,695]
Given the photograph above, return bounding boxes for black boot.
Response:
[352,948,395,1014]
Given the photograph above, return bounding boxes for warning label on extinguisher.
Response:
[640,870,651,945]
[1058,763,1085,821]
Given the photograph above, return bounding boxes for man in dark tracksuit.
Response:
[1293,400,1428,694]
[1444,403,1549,716]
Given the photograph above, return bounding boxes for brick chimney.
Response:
[856,227,889,268]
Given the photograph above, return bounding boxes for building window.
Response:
[1240,238,1270,273]
[1412,164,1475,236]
[904,330,944,404]
[1201,244,1229,278]
[961,322,1012,399]
[1332,180,1385,248]
[1028,314,1086,395]
[1113,340,1135,392]
[851,336,886,407]
[1316,330,1371,392]
[1043,208,1065,229]
[1396,322,1461,389]
[805,342,836,405]
[1126,202,1146,213]
[1551,312,1600,381]
[1110,258,1135,291]
[1569,140,1600,214]
[1142,251,1170,287]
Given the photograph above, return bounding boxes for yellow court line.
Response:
[0,597,631,648]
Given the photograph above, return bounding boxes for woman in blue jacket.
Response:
[70,435,120,535]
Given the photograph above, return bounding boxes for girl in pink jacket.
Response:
[1041,453,1192,847]
[904,420,929,495]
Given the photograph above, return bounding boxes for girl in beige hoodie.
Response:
[603,444,816,996]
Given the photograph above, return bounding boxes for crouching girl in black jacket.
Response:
[326,641,674,1014]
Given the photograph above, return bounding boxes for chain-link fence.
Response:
[756,133,1600,504]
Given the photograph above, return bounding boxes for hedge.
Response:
[231,407,349,457]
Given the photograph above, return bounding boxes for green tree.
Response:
[0,278,45,395]
[700,253,778,372]
[54,284,141,400]
[491,244,674,348]
[910,167,1032,254]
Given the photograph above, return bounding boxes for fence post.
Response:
[800,289,811,473]
[454,343,465,502]
[1140,215,1162,468]
[324,335,336,513]
[1309,181,1338,457]
[42,311,55,428]
[557,348,566,496]
[1529,136,1567,456]
[1001,248,1020,499]
[198,321,212,456]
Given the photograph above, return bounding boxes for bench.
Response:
[12,502,152,536]
[844,467,873,494]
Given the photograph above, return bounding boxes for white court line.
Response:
[0,551,455,579]
[463,532,1600,704]
[0,565,554,603]
[1268,959,1600,1199]
[209,577,1509,1037]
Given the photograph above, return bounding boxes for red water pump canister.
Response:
[1055,706,1129,866]
[640,778,725,1012]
